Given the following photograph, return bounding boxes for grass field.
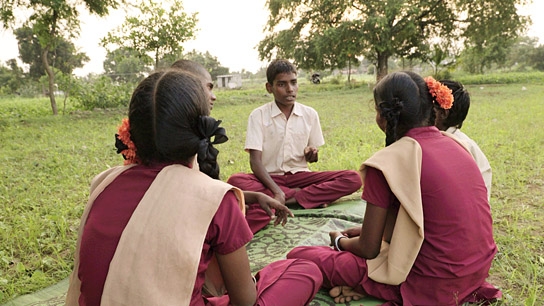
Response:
[1,80,543,304]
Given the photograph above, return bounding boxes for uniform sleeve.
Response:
[362,166,396,209]
[207,190,253,255]
[244,109,264,152]
[308,109,325,148]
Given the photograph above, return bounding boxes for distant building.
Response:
[216,74,242,89]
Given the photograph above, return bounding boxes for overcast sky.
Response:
[0,0,542,76]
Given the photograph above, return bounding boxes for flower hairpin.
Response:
[424,76,454,109]
[116,118,140,165]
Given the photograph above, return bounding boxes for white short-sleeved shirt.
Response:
[446,127,492,200]
[245,101,325,175]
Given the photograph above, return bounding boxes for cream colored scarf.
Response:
[360,134,469,285]
[360,137,424,285]
[66,164,244,305]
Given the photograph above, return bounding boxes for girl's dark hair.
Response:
[266,59,297,84]
[128,69,227,178]
[126,71,164,164]
[373,71,434,146]
[438,80,470,129]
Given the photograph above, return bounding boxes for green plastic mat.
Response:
[3,196,384,306]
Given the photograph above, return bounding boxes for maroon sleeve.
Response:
[207,190,253,255]
[362,166,396,209]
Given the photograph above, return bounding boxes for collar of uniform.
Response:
[270,101,301,118]
[445,126,458,134]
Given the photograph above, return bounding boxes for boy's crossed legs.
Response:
[227,170,362,209]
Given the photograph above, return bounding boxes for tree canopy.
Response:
[184,50,229,80]
[14,26,89,81]
[1,0,121,114]
[0,59,24,95]
[103,47,150,83]
[101,0,198,69]
[258,0,529,80]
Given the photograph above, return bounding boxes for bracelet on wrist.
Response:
[334,235,347,251]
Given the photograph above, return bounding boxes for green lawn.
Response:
[1,81,543,304]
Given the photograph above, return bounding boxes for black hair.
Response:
[126,69,227,178]
[373,71,434,146]
[438,80,470,129]
[126,71,165,164]
[266,59,297,84]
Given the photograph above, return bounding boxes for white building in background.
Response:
[216,74,242,89]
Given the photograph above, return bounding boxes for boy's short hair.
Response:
[171,59,209,80]
[440,80,470,129]
[266,59,297,84]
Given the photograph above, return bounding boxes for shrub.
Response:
[455,71,544,85]
[70,76,135,110]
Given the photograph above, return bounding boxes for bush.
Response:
[17,82,41,98]
[70,76,134,110]
[328,74,344,85]
[435,70,452,80]
[455,71,544,85]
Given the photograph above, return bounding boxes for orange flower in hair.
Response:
[116,118,140,165]
[424,76,454,109]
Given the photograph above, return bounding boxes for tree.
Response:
[503,36,540,71]
[14,26,89,81]
[459,0,529,74]
[184,50,229,80]
[529,45,544,71]
[103,47,150,83]
[1,0,121,115]
[258,0,528,81]
[300,22,364,83]
[101,0,198,69]
[0,59,25,95]
[425,41,460,77]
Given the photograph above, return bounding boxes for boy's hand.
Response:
[304,146,318,163]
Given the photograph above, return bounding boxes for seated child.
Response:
[434,80,492,200]
[66,70,323,305]
[171,59,293,233]
[287,72,501,305]
[227,59,362,209]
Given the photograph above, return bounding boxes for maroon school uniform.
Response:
[288,127,501,305]
[78,163,322,306]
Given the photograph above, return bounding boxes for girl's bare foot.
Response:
[329,286,366,303]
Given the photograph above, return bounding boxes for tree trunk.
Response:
[43,48,58,115]
[376,52,389,82]
[155,48,160,70]
[347,57,351,84]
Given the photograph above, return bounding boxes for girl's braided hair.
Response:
[373,71,434,146]
[121,69,228,179]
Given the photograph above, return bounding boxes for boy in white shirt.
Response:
[227,59,362,209]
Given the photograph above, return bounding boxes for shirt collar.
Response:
[270,101,300,118]
[445,126,458,134]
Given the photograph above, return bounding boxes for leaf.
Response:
[15,262,26,273]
